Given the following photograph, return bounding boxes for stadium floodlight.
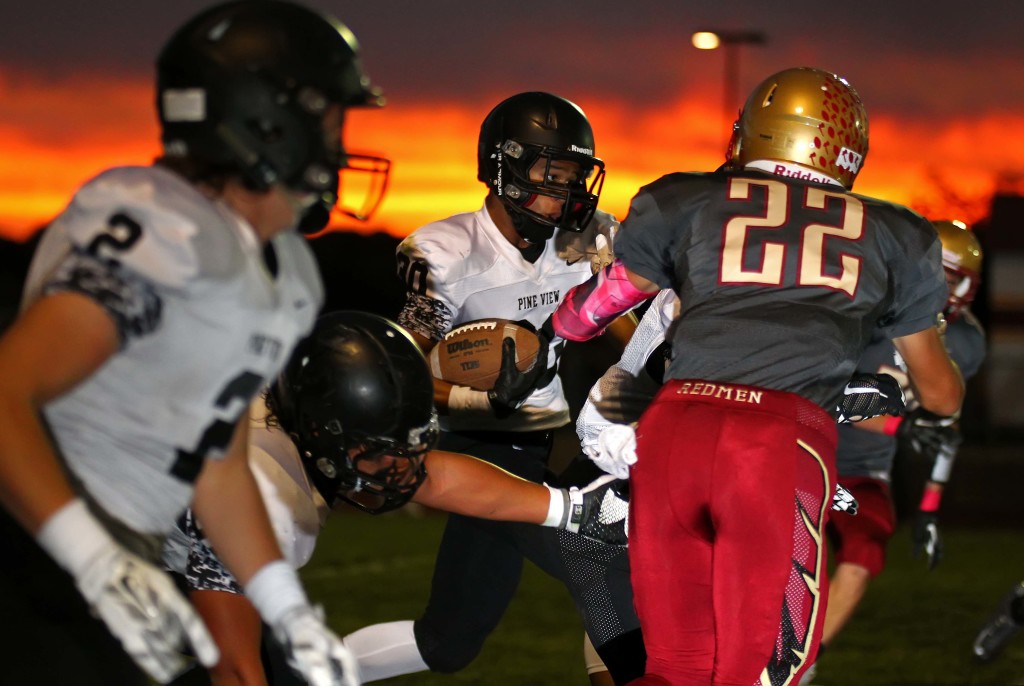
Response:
[690,29,768,125]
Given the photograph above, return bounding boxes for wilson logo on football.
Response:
[447,339,492,354]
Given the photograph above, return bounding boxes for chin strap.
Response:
[553,260,655,341]
[511,210,556,244]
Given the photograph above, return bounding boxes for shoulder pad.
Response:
[398,218,475,285]
[59,167,243,290]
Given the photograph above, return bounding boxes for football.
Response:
[428,319,542,391]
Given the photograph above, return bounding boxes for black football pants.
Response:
[412,429,645,684]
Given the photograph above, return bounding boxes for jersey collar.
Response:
[744,160,844,188]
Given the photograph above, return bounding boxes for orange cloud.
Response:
[1,71,1022,243]
[0,71,158,239]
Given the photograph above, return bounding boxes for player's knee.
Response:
[413,622,485,674]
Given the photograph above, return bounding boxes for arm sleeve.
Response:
[38,171,219,346]
[43,248,163,348]
[576,290,677,451]
[395,235,459,342]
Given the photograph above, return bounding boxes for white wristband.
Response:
[448,384,493,413]
[542,485,569,528]
[244,559,309,627]
[36,498,117,579]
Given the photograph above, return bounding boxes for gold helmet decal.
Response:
[932,219,983,321]
[729,67,869,189]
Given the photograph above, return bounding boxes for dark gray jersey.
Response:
[615,169,947,411]
[836,312,986,477]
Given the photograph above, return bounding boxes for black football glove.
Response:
[911,511,943,571]
[560,474,630,546]
[487,334,550,418]
[898,408,962,461]
[537,314,556,343]
[836,372,905,423]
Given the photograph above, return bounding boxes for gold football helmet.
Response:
[727,67,869,189]
[933,220,983,321]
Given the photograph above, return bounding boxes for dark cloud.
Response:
[2,0,1022,117]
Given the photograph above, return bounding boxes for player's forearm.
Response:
[193,421,284,585]
[0,421,78,534]
[894,327,965,417]
[552,261,658,342]
[849,414,891,435]
[189,589,267,686]
[412,450,547,523]
[435,378,458,414]
[0,396,78,533]
[0,294,119,532]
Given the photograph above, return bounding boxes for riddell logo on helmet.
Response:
[837,148,863,173]
[570,144,593,155]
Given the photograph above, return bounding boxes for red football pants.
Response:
[628,380,837,686]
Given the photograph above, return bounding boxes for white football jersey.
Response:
[397,204,618,432]
[23,166,323,535]
[164,401,328,579]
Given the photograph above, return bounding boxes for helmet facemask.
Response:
[943,266,978,323]
[933,220,983,322]
[334,414,438,514]
[296,149,391,233]
[301,411,438,514]
[493,140,605,244]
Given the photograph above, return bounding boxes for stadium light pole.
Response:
[691,30,768,127]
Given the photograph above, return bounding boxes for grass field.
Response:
[302,508,1024,686]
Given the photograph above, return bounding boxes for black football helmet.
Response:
[269,311,439,514]
[157,0,390,231]
[477,92,605,243]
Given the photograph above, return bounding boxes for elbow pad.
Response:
[553,261,654,342]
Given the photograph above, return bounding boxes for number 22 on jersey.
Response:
[720,177,864,297]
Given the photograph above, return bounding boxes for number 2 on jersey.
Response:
[720,177,864,296]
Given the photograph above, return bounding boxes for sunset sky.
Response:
[1,0,1023,242]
